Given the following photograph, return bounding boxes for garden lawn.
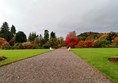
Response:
[0,49,48,67]
[72,48,118,83]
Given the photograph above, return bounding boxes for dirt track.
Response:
[0,49,113,83]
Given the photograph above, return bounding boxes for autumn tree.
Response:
[0,38,6,46]
[34,37,40,46]
[76,40,85,48]
[106,32,118,42]
[98,34,108,41]
[84,40,94,47]
[112,36,118,43]
[9,37,15,46]
[65,31,78,47]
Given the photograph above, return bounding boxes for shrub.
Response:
[13,43,24,49]
[0,37,6,46]
[1,41,10,49]
[100,39,111,47]
[34,37,40,46]
[9,37,15,46]
[94,40,101,47]
[109,43,118,48]
[42,42,50,48]
[0,56,7,61]
[22,42,33,49]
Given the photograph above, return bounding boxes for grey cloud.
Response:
[0,0,118,37]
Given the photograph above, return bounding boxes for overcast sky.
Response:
[0,0,118,37]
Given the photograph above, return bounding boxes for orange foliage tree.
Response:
[9,38,15,46]
[112,36,118,43]
[75,40,85,48]
[0,37,6,46]
[84,40,94,47]
[98,34,107,41]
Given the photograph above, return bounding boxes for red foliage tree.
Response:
[84,40,94,47]
[65,34,78,47]
[65,31,79,47]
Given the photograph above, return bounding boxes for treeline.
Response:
[1,21,118,49]
[65,31,118,48]
[0,22,64,49]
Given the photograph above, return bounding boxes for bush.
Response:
[94,39,111,47]
[22,42,33,49]
[1,41,10,49]
[42,42,50,48]
[94,40,101,47]
[0,37,6,46]
[13,43,25,49]
[109,43,118,48]
[100,39,111,47]
[0,56,7,61]
[9,37,15,46]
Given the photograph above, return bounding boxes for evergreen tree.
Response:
[15,31,27,43]
[28,32,38,41]
[1,22,9,33]
[39,34,43,40]
[10,25,16,35]
[44,30,49,43]
[50,31,56,38]
[0,22,13,41]
[39,34,44,47]
[106,32,118,42]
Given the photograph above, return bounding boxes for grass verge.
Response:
[72,48,118,83]
[0,49,48,67]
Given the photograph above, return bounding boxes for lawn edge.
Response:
[0,51,49,67]
[72,51,116,83]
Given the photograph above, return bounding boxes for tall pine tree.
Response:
[0,22,13,41]
[50,31,56,39]
[44,30,49,43]
[10,25,16,36]
[28,32,38,41]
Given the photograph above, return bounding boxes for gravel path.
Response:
[0,49,113,83]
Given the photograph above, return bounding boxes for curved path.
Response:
[0,49,113,83]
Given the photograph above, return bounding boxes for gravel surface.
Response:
[0,49,113,83]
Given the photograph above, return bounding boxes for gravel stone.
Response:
[0,49,113,83]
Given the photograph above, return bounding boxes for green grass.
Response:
[72,48,118,83]
[0,49,48,66]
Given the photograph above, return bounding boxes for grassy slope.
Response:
[72,48,118,83]
[0,49,48,66]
